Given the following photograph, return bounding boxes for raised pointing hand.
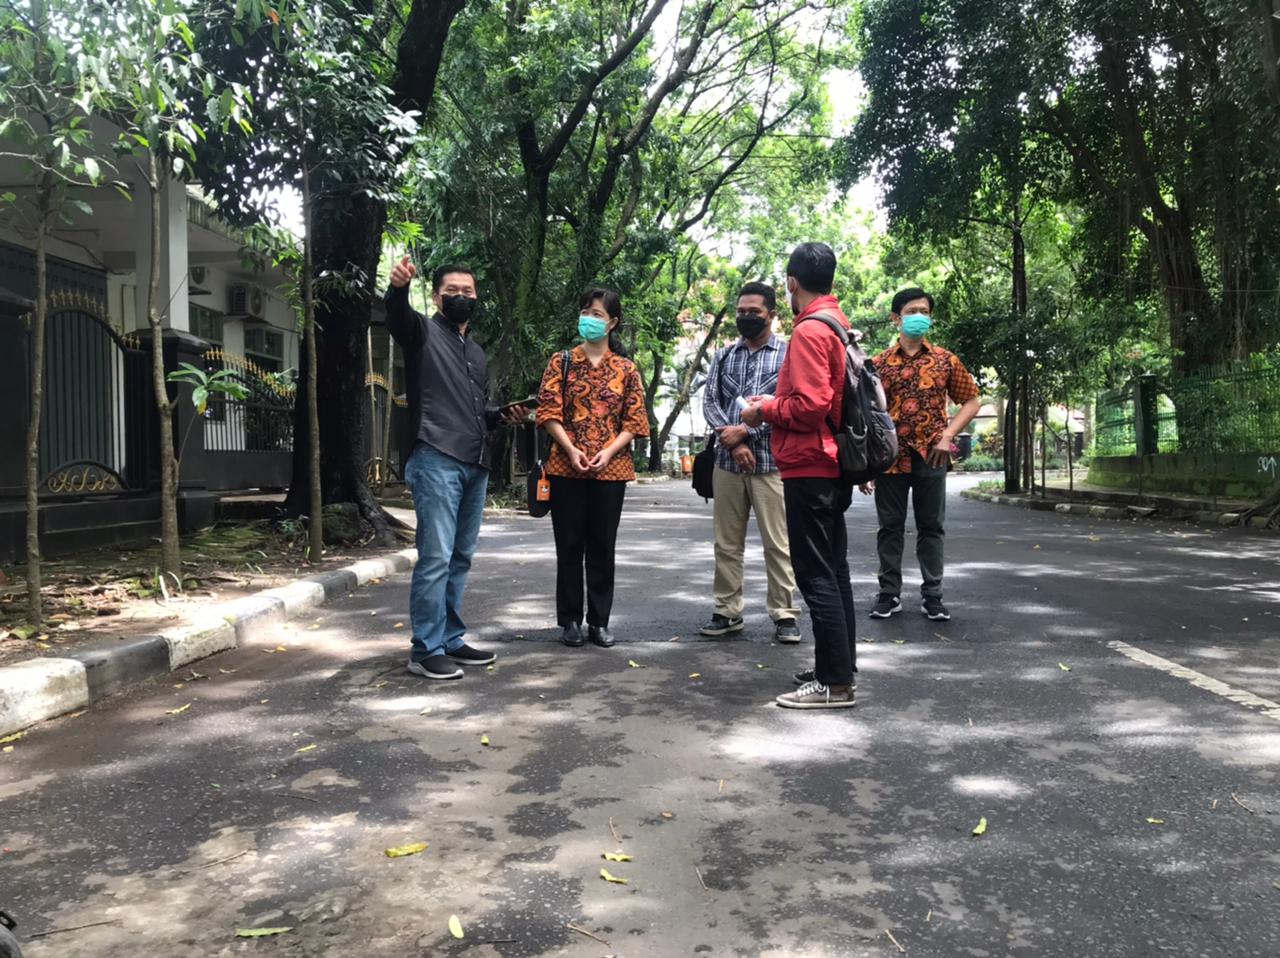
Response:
[390,255,417,288]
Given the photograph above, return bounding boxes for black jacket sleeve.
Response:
[384,283,423,352]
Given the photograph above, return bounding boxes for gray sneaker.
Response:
[776,679,855,709]
[699,613,744,636]
[774,618,802,644]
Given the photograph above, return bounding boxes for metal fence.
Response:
[202,349,295,454]
[1095,359,1280,456]
[1166,360,1280,454]
[1094,387,1136,455]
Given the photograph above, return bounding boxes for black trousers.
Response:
[550,476,628,627]
[784,476,857,686]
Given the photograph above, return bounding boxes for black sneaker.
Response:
[869,594,902,619]
[774,618,802,644]
[793,668,856,690]
[406,655,463,680]
[446,643,497,666]
[561,623,585,647]
[699,613,744,636]
[922,597,951,621]
[588,625,616,648]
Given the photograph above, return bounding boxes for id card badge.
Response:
[537,477,551,502]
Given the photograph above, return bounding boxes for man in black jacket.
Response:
[385,257,526,680]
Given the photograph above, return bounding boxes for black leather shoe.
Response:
[561,623,585,647]
[588,625,615,648]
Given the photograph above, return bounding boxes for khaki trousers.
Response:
[712,466,800,621]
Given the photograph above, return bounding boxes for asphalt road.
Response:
[2,476,1278,957]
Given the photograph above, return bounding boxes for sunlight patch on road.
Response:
[949,775,1032,798]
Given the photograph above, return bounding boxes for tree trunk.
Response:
[147,154,181,582]
[283,187,394,539]
[1003,212,1028,494]
[379,329,394,498]
[24,172,52,625]
[301,160,324,561]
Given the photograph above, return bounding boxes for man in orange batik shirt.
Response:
[862,287,981,623]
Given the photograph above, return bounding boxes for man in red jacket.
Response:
[742,243,857,709]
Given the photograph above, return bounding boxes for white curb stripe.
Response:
[1108,640,1280,723]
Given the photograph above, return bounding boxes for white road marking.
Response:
[1108,640,1280,723]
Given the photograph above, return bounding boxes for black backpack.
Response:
[800,314,899,484]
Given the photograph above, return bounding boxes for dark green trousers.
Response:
[874,449,948,599]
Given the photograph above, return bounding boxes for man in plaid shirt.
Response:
[698,282,802,644]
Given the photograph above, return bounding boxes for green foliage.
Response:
[167,362,250,416]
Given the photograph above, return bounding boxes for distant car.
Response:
[0,910,22,958]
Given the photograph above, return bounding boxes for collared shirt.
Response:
[874,338,980,474]
[703,334,787,474]
[384,284,500,469]
[536,345,650,482]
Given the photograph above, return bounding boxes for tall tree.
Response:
[0,0,112,623]
[103,0,254,580]
[194,0,462,540]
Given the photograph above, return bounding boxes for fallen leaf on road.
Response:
[393,622,404,629]
[756,664,768,669]
[481,734,490,746]
[1146,818,1164,825]
[893,640,905,645]
[1058,663,1072,672]
[166,703,192,715]
[2,746,13,754]
[370,611,378,616]
[188,670,207,681]
[1088,535,1100,542]
[972,817,988,837]
[599,868,629,885]
[1033,544,1041,550]
[296,744,316,753]
[603,852,633,862]
[259,699,269,704]
[0,732,24,745]
[486,665,495,672]
[448,915,464,939]
[669,635,680,642]
[661,811,674,819]
[627,660,646,669]
[688,673,701,679]
[236,927,292,938]
[218,668,237,675]
[384,843,428,858]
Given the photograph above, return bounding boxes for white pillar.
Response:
[133,173,190,332]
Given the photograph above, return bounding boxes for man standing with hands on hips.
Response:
[863,287,980,622]
[384,256,527,680]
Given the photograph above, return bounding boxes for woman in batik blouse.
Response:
[536,288,650,650]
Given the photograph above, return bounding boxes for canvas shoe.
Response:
[776,679,856,709]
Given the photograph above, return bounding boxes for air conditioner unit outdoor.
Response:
[228,283,266,320]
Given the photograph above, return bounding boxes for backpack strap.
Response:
[798,312,849,344]
[797,313,852,434]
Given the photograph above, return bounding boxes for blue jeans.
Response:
[404,442,489,660]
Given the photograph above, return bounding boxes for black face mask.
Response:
[736,312,768,340]
[441,295,478,326]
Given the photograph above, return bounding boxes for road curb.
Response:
[960,487,1274,531]
[0,546,419,738]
